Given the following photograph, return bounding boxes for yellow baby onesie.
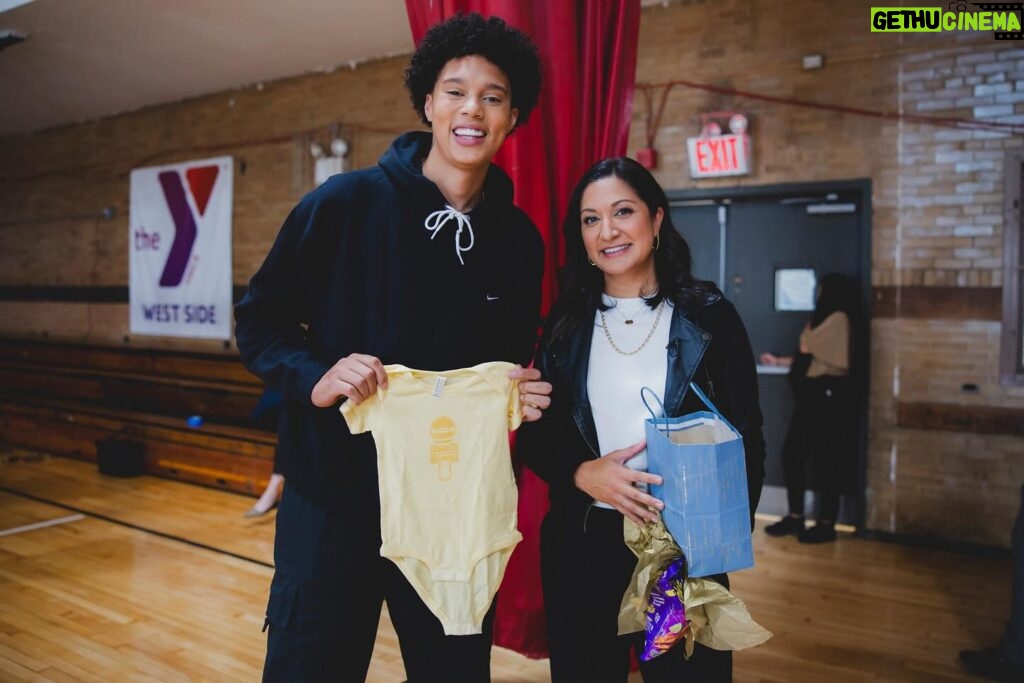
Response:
[340,361,523,636]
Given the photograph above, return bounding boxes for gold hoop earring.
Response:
[587,257,597,267]
[654,233,661,251]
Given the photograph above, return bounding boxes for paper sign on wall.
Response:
[129,156,233,340]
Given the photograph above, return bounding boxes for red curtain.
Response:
[406,0,640,659]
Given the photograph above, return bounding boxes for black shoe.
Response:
[959,645,1024,681]
[798,522,837,544]
[764,515,805,537]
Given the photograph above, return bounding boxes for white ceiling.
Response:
[0,0,672,138]
[0,0,415,136]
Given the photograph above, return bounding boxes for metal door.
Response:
[669,182,870,526]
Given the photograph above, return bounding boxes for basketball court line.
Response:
[0,486,274,568]
[0,513,85,537]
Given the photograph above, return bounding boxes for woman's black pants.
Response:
[541,505,732,682]
[781,376,854,522]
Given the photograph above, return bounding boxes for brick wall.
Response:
[0,0,1021,545]
[0,55,419,353]
[629,0,1024,546]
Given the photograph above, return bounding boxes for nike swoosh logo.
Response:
[486,294,500,301]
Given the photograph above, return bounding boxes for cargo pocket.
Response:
[263,573,298,634]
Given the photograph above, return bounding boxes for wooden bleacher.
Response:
[0,339,276,495]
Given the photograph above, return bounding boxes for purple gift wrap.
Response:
[641,557,689,661]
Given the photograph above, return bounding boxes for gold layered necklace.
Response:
[598,299,667,356]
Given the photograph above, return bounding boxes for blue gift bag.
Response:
[642,384,754,578]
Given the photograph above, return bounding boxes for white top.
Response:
[587,294,672,509]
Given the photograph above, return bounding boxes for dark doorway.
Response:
[668,180,871,527]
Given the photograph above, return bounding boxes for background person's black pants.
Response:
[541,505,732,682]
[261,484,495,682]
[780,375,855,522]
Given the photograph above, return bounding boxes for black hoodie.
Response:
[235,131,544,511]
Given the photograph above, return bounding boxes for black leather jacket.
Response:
[518,292,766,529]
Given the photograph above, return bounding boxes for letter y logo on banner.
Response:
[157,165,219,287]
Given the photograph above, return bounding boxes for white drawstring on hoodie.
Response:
[424,205,475,265]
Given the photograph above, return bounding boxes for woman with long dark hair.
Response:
[518,157,765,682]
[761,272,861,543]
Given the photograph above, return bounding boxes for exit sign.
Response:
[687,133,752,178]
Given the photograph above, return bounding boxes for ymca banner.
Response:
[129,156,233,340]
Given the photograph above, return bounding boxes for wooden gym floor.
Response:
[0,445,1012,682]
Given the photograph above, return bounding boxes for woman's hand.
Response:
[573,441,664,525]
[510,365,552,423]
[311,353,388,407]
[760,352,793,368]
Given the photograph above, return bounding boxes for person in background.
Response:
[246,473,284,518]
[517,157,765,682]
[761,272,861,544]
[958,483,1024,682]
[246,387,284,518]
[234,14,550,681]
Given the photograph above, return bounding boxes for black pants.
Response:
[262,484,495,682]
[541,505,732,683]
[781,376,855,521]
